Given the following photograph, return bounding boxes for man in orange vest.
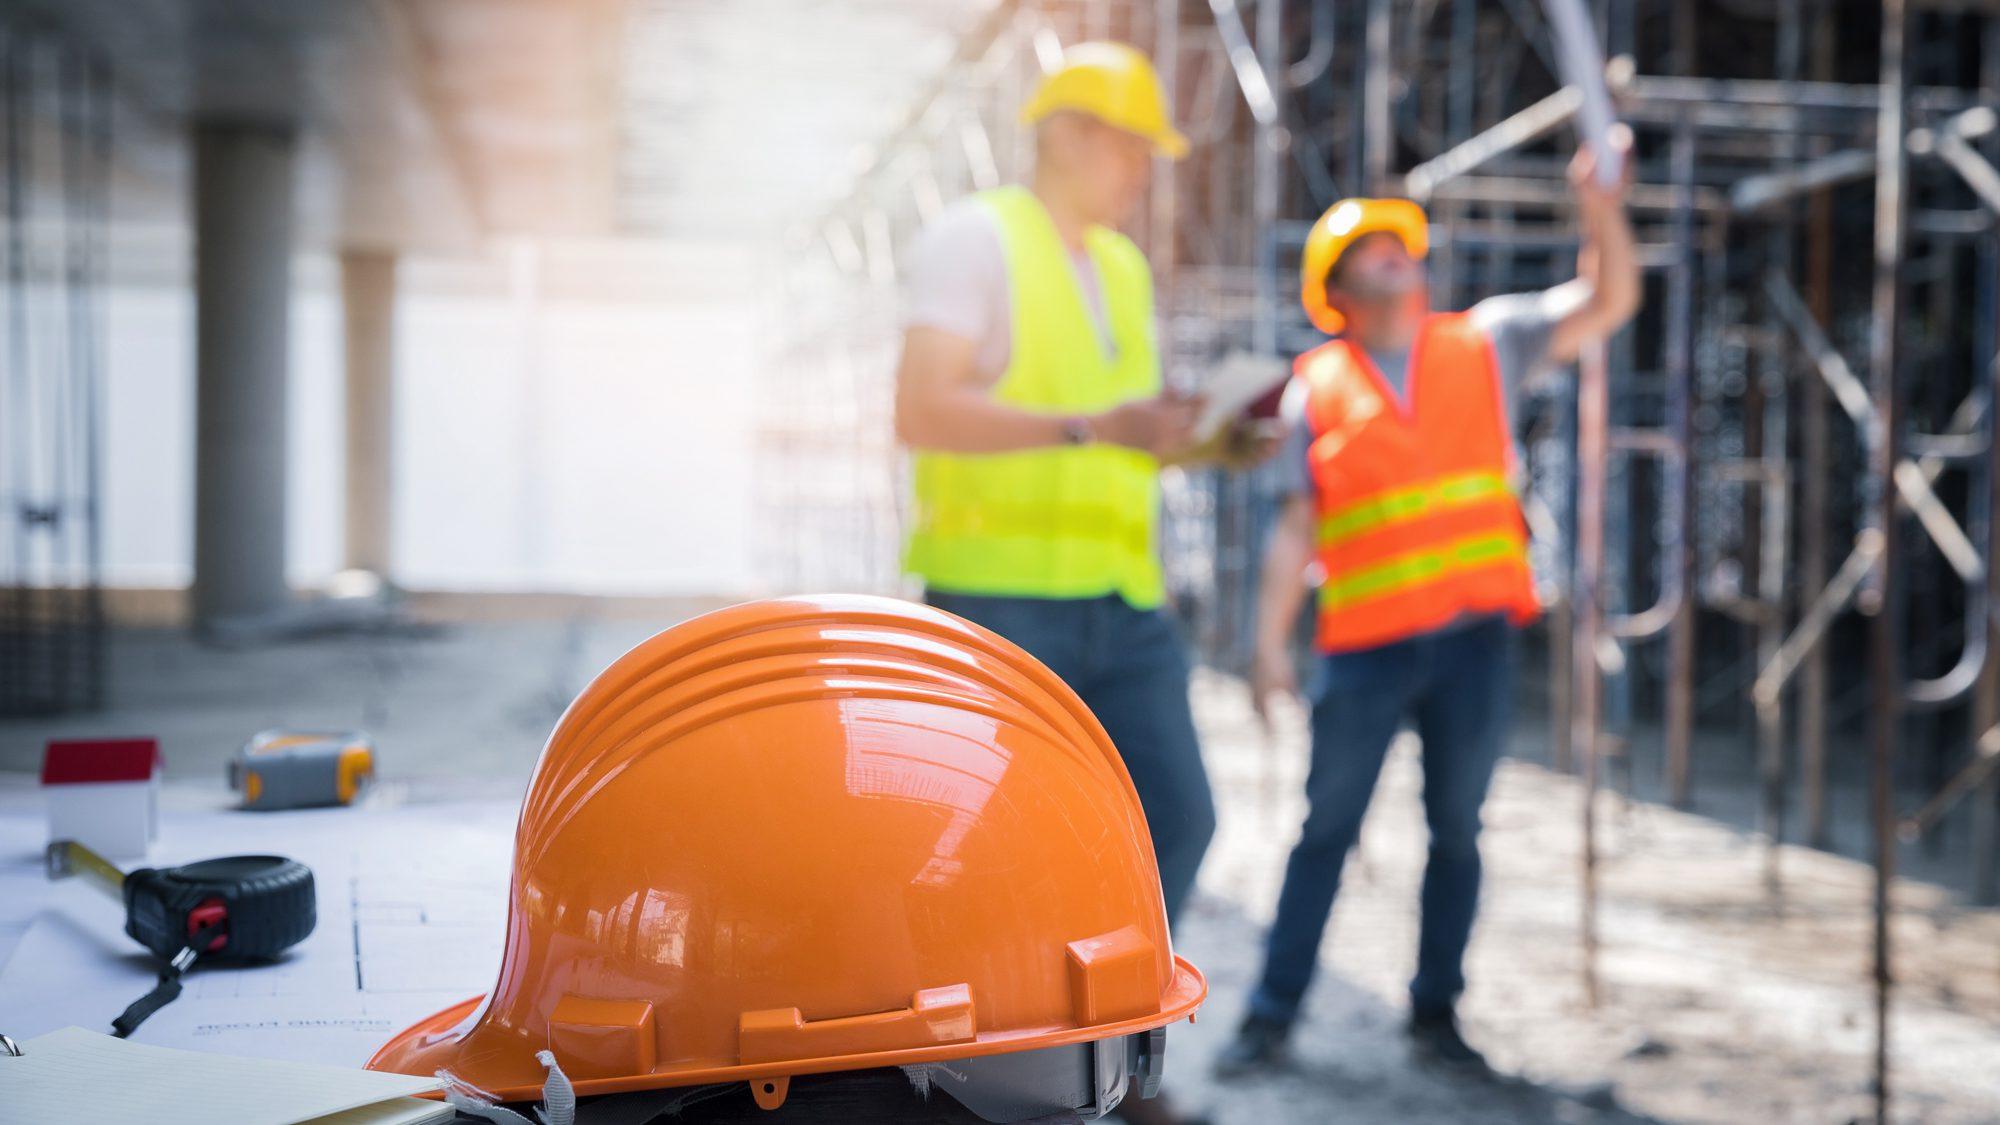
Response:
[1217,136,1638,1075]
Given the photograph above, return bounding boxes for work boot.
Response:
[1211,1014,1291,1078]
[1406,1007,1492,1073]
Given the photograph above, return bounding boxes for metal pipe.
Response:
[1284,0,1335,90]
[1363,0,1392,193]
[1866,5,1908,1118]
[1899,723,2000,840]
[1182,41,1240,148]
[1757,0,1802,866]
[1614,73,1980,114]
[1665,117,1699,808]
[1766,273,1988,585]
[1932,130,2000,216]
[1424,174,1724,213]
[1404,88,1581,200]
[1207,0,1279,128]
[1151,0,1179,301]
[1448,0,1476,145]
[1749,383,1988,707]
[1610,138,1699,645]
[1972,13,2000,906]
[1573,336,1610,1008]
[1801,0,1837,843]
[1730,149,1876,214]
[1252,0,1281,363]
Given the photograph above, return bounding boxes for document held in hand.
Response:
[1193,350,1293,442]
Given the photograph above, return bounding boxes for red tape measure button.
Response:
[187,898,228,952]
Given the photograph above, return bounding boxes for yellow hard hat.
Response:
[1021,41,1188,160]
[1300,197,1430,334]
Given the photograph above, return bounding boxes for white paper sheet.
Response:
[1193,350,1293,441]
[0,1025,450,1125]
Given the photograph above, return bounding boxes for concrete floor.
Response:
[4,612,1999,1122]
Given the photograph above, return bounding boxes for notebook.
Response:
[1193,350,1292,441]
[0,1026,454,1125]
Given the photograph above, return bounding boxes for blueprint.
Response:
[0,786,517,1066]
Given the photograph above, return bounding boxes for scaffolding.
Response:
[761,3,2000,1119]
[0,17,109,716]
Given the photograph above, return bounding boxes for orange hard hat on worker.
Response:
[368,595,1204,1113]
[1300,197,1431,334]
[1021,41,1188,159]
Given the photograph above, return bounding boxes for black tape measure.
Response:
[46,842,316,1035]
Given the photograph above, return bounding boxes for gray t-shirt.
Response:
[1276,285,1582,498]
[899,196,1112,384]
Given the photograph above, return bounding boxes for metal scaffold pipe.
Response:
[1866,4,1908,1120]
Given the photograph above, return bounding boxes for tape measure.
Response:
[229,729,376,810]
[46,840,316,1036]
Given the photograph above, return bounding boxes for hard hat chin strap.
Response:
[439,1051,575,1125]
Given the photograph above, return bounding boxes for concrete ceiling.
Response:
[16,0,989,251]
[617,0,987,237]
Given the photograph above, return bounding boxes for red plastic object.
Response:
[41,739,161,786]
[187,897,229,952]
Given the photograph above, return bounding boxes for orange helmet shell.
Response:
[1300,197,1430,334]
[368,595,1204,1101]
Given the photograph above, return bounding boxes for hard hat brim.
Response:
[1301,198,1430,334]
[369,955,1206,1103]
[1021,101,1190,160]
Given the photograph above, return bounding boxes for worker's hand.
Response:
[1569,123,1635,216]
[1248,640,1299,727]
[1094,393,1202,458]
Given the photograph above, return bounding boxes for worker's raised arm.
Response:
[893,324,1198,456]
[1546,129,1641,366]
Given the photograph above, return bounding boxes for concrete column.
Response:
[341,250,396,576]
[192,122,296,628]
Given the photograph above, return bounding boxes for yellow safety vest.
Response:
[905,186,1166,609]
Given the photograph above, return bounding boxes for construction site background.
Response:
[3,1,1999,1121]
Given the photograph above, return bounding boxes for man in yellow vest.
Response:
[894,47,1218,1123]
[1216,136,1638,1076]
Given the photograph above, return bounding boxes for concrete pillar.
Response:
[192,122,296,628]
[341,251,396,576]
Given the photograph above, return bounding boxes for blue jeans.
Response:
[924,590,1217,925]
[1249,616,1517,1023]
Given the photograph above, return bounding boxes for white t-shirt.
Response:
[900,197,1114,384]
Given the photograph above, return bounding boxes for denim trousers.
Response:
[924,590,1217,926]
[1248,615,1517,1023]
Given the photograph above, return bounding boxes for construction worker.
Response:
[894,42,1238,1125]
[895,44,1221,929]
[1216,134,1638,1076]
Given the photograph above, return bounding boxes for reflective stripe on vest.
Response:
[1318,528,1528,612]
[1316,470,1513,549]
[1300,313,1540,652]
[905,186,1166,607]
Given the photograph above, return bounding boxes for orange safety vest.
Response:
[1298,311,1539,653]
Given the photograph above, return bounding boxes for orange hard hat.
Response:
[1299,197,1430,334]
[368,595,1205,1114]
